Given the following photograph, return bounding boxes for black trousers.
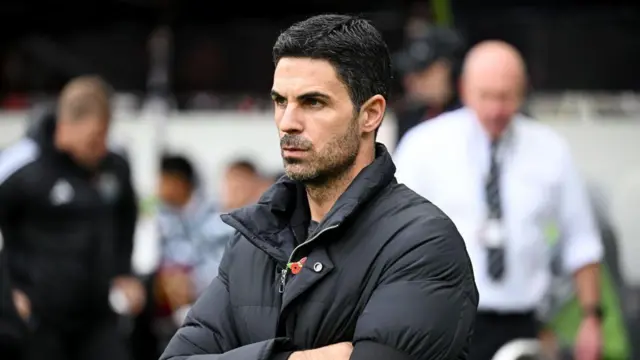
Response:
[468,310,539,360]
[21,315,130,360]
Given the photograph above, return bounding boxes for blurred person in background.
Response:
[0,75,144,360]
[161,14,477,360]
[539,183,631,360]
[394,40,603,360]
[393,26,465,142]
[220,159,272,211]
[155,154,233,328]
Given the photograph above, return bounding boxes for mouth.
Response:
[282,147,308,158]
[282,147,306,151]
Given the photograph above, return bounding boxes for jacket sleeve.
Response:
[0,250,27,347]
[0,150,30,345]
[0,150,28,283]
[160,233,294,360]
[114,159,138,276]
[555,145,603,273]
[350,217,479,360]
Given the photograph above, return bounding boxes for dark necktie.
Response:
[485,140,505,281]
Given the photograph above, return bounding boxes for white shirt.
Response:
[393,107,603,312]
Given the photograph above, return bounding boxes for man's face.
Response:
[461,67,523,138]
[221,166,259,210]
[59,113,109,168]
[404,59,452,106]
[271,58,360,184]
[158,173,191,208]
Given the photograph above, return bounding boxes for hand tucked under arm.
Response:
[287,342,353,360]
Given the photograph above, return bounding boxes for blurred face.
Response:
[221,167,259,210]
[404,59,452,106]
[271,58,360,185]
[461,62,524,139]
[57,113,109,168]
[158,173,192,208]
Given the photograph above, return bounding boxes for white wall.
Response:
[0,111,398,200]
[549,120,640,285]
[1,111,639,284]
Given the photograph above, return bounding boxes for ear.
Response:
[522,77,531,98]
[359,94,386,135]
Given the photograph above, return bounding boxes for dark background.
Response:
[0,0,638,98]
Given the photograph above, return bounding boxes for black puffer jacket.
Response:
[0,114,137,331]
[160,144,478,360]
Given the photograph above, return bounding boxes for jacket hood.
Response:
[222,143,397,258]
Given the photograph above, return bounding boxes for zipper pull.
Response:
[278,268,287,293]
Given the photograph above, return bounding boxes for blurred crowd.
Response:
[0,2,639,360]
[151,154,280,355]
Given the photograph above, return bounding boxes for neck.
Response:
[53,134,85,165]
[53,137,85,167]
[306,173,350,222]
[177,196,192,209]
[306,142,376,222]
[171,192,195,211]
[477,120,506,143]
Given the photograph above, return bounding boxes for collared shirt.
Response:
[393,107,603,312]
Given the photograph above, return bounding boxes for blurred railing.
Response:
[529,92,640,122]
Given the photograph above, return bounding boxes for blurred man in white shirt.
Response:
[394,40,603,360]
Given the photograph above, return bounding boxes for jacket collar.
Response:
[222,143,397,260]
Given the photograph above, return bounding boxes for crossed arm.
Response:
[160,219,478,360]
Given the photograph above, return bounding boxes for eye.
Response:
[273,97,287,108]
[304,98,324,109]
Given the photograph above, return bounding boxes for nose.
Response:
[485,100,507,120]
[277,104,304,134]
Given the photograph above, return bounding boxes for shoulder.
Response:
[386,184,469,260]
[396,108,470,153]
[217,229,249,264]
[515,114,571,155]
[368,185,478,306]
[104,144,133,176]
[377,183,467,253]
[216,229,273,285]
[0,138,41,186]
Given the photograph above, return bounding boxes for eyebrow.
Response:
[270,90,331,102]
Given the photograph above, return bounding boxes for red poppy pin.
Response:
[287,257,307,275]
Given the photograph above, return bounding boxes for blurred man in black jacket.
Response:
[0,76,144,360]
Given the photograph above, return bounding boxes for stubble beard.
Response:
[283,118,360,188]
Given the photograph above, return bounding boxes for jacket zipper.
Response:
[278,224,338,293]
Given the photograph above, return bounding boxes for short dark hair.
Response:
[160,153,196,186]
[272,14,392,111]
